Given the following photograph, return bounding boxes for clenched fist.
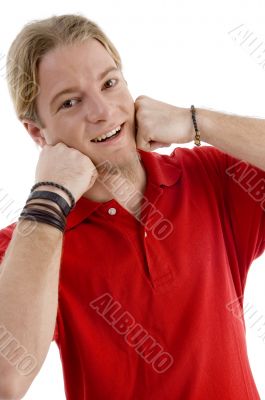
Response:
[134,95,194,151]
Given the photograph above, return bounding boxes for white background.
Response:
[0,0,265,398]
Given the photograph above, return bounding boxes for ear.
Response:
[22,119,47,148]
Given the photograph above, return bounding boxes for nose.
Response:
[84,92,113,123]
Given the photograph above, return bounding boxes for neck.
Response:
[83,151,147,214]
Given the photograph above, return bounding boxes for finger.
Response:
[149,142,171,151]
[136,129,151,151]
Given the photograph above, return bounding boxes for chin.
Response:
[94,151,138,174]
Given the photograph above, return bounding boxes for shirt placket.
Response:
[140,183,175,291]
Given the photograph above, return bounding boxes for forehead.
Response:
[37,39,116,94]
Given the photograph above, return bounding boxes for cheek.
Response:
[45,116,82,146]
[118,84,134,104]
[123,89,134,104]
[120,92,135,117]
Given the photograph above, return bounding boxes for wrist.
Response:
[195,108,210,144]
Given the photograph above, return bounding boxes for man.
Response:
[0,13,264,400]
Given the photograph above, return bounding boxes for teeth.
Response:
[92,125,121,142]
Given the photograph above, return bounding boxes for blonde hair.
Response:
[6,14,122,127]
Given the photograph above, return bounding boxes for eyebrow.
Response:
[50,66,119,110]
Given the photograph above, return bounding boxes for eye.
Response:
[60,98,80,110]
[103,78,118,89]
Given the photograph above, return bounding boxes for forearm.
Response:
[0,218,62,398]
[197,108,265,171]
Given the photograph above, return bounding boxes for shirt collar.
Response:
[65,149,182,231]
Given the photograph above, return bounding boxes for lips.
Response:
[90,123,125,145]
[90,123,124,142]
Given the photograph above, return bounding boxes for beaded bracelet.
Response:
[190,105,201,147]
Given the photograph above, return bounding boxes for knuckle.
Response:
[136,95,146,101]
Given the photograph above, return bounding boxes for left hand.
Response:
[134,95,194,151]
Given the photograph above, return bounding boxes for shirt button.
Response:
[144,231,147,238]
[108,207,117,216]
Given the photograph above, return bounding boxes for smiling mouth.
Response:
[91,124,124,143]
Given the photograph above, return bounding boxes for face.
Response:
[26,39,137,167]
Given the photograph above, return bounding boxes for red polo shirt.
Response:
[1,145,265,399]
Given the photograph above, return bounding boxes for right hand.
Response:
[34,142,98,202]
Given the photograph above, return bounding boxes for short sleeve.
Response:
[0,223,17,264]
[191,146,265,282]
[0,222,59,342]
[224,150,265,263]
